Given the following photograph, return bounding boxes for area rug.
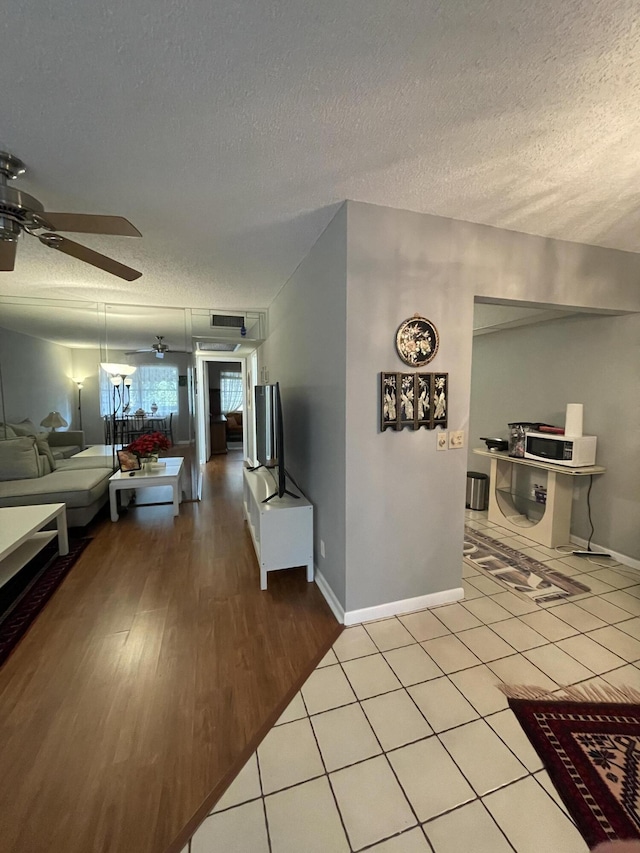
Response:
[464,526,590,603]
[0,538,90,668]
[501,683,640,847]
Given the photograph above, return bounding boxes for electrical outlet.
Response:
[437,432,448,451]
[449,430,465,449]
[320,539,325,558]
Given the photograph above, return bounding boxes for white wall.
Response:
[469,313,640,559]
[259,204,348,605]
[0,327,75,429]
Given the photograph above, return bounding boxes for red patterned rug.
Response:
[502,684,640,847]
[0,538,90,668]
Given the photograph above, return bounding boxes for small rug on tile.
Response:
[464,526,590,603]
[500,683,640,847]
[0,538,91,668]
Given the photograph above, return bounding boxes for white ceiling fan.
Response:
[0,151,142,280]
[126,336,187,359]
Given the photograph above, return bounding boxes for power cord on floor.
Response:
[586,474,595,552]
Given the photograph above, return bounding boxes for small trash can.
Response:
[466,471,488,511]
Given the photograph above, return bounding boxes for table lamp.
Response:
[41,411,68,431]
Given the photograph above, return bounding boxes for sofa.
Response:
[0,422,112,527]
[225,412,243,442]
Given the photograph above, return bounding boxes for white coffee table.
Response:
[0,503,69,588]
[74,444,122,459]
[109,457,185,522]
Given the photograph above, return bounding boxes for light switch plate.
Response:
[437,432,448,451]
[449,430,464,449]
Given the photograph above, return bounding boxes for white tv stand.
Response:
[242,466,314,590]
[473,449,605,548]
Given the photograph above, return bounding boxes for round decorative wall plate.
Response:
[395,315,439,366]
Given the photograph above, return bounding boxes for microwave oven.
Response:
[524,432,597,467]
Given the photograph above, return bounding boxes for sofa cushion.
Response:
[36,436,57,471]
[9,419,41,437]
[0,468,111,509]
[50,445,81,460]
[0,437,41,481]
[58,456,114,471]
[0,424,18,439]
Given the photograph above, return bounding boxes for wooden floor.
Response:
[0,452,341,853]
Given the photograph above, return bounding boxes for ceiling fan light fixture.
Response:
[155,350,165,359]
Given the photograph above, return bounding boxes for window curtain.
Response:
[220,371,243,413]
[100,364,179,416]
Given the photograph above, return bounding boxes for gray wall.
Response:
[469,313,640,559]
[0,327,75,430]
[344,201,640,611]
[259,204,348,605]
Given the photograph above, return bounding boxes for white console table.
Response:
[473,449,605,548]
[242,466,313,590]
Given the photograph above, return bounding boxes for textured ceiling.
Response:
[2,0,639,311]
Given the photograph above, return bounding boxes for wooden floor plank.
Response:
[0,452,341,853]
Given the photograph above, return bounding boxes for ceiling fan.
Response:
[0,150,142,281]
[126,336,186,359]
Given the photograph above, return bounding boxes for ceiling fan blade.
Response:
[38,213,141,237]
[38,233,142,281]
[124,349,152,355]
[0,240,17,271]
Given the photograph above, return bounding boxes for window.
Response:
[220,370,243,413]
[100,364,179,416]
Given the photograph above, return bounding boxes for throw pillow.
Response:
[0,436,42,481]
[226,414,238,428]
[9,419,40,437]
[0,423,18,439]
[35,435,57,471]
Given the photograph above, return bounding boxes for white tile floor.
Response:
[188,511,640,852]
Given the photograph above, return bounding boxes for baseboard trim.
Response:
[569,535,640,573]
[343,586,464,627]
[314,568,345,624]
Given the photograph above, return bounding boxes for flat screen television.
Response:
[254,382,296,502]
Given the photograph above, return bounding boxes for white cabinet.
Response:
[242,466,314,590]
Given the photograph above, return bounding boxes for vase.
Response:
[140,454,159,472]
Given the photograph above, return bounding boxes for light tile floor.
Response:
[188,511,640,853]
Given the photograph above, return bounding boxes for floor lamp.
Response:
[73,379,84,431]
[100,363,137,465]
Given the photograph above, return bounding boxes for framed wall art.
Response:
[380,372,448,431]
[395,314,439,367]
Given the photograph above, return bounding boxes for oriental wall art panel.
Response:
[380,372,448,431]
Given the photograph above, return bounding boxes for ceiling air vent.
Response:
[197,342,241,352]
[211,314,245,328]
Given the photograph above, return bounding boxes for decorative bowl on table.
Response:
[479,437,509,452]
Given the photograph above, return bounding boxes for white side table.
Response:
[109,458,185,522]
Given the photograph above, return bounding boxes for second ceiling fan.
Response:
[126,336,187,359]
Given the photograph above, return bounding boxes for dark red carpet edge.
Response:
[508,696,640,847]
[0,538,91,668]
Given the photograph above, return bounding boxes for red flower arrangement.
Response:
[126,431,171,458]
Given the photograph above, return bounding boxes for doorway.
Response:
[194,352,258,487]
